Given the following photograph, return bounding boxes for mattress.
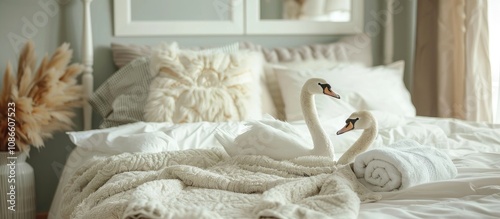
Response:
[48,113,500,219]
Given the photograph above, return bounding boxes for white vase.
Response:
[0,151,36,219]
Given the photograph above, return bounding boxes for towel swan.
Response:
[336,111,378,165]
[215,78,340,160]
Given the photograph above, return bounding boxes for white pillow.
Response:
[145,43,266,123]
[275,61,415,121]
[264,59,343,120]
[241,34,374,120]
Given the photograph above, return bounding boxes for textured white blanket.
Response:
[61,148,380,219]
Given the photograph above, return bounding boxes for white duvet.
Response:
[49,112,500,219]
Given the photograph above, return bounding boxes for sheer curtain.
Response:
[413,0,492,122]
[489,0,500,123]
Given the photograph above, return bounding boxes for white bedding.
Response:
[49,112,500,219]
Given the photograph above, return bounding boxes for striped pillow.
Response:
[111,42,240,69]
[90,57,153,128]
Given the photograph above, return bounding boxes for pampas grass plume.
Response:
[0,41,83,152]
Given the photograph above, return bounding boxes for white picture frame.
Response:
[113,0,244,36]
[245,0,364,35]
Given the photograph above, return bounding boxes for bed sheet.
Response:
[48,114,500,219]
[360,152,500,218]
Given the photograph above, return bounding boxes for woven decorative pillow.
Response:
[144,43,264,123]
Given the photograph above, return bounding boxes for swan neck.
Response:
[337,117,378,165]
[354,125,378,150]
[301,89,334,158]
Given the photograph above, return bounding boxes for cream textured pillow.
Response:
[275,61,415,121]
[145,43,264,123]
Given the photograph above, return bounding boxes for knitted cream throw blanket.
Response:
[61,148,380,219]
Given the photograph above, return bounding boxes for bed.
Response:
[48,1,500,219]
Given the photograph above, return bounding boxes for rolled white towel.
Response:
[352,139,457,192]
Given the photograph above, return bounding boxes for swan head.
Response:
[336,111,376,135]
[304,78,340,99]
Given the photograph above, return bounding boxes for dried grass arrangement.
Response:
[0,41,83,152]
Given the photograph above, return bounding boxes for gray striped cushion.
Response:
[89,57,153,128]
[111,42,240,68]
